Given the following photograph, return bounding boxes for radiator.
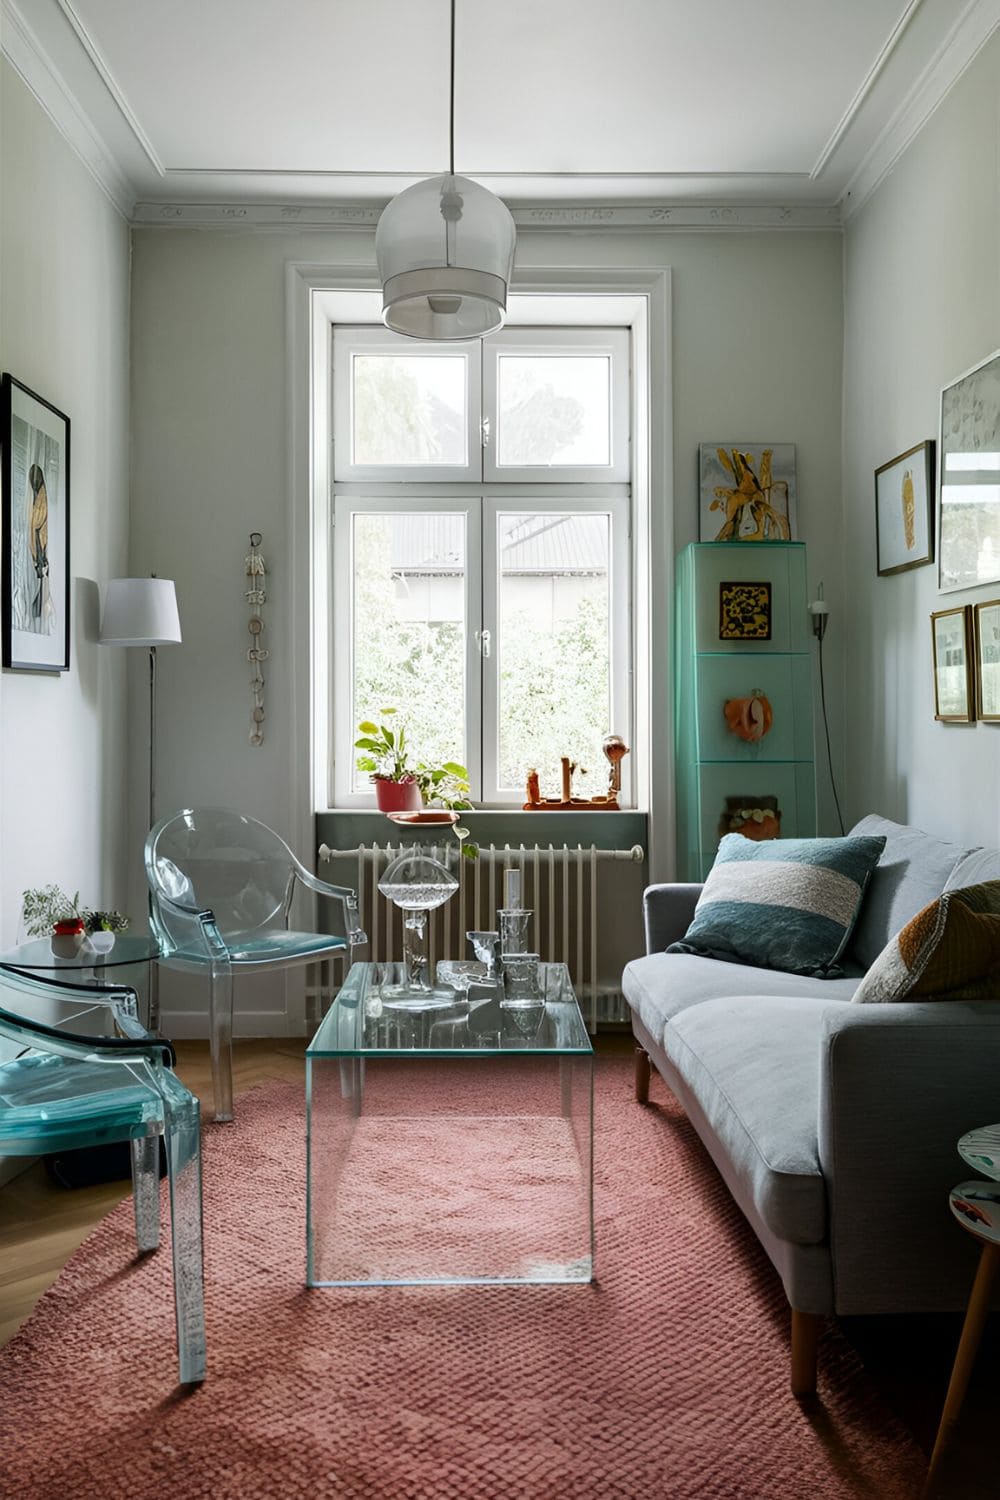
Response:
[313,841,645,1031]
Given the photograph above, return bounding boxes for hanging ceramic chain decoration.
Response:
[245,532,268,746]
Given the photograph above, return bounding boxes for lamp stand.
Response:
[147,643,160,1030]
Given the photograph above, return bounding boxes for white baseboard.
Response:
[159,1009,302,1040]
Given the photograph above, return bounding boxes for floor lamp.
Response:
[100,577,182,1028]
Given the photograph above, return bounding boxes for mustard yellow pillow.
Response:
[854,880,1000,1003]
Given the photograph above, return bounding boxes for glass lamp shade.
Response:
[375,173,516,340]
[99,577,182,646]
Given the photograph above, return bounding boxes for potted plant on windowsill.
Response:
[355,709,478,856]
[355,710,423,813]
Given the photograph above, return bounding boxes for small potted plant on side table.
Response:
[82,909,130,955]
[22,885,86,958]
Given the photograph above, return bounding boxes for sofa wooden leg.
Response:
[790,1309,822,1397]
[634,1046,651,1104]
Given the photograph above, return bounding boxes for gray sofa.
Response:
[623,814,1000,1395]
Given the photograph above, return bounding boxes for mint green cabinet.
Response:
[675,542,816,880]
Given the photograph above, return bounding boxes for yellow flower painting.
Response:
[699,443,796,543]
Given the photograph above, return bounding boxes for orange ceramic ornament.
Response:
[723,692,773,743]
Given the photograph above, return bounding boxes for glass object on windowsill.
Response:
[377,852,458,1001]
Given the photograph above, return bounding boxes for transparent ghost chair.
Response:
[0,964,205,1384]
[145,807,367,1122]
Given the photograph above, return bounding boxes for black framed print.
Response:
[875,439,934,576]
[1,374,70,672]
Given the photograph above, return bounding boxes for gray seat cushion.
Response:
[846,815,974,968]
[622,951,858,1046]
[664,994,836,1245]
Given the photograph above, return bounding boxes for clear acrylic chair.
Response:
[0,965,205,1385]
[145,807,367,1123]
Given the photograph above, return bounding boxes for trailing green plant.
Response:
[82,909,130,936]
[21,885,82,937]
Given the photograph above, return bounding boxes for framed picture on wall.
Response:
[974,598,1000,721]
[699,443,796,542]
[1,374,71,673]
[875,440,934,576]
[938,349,1000,593]
[719,580,772,640]
[930,605,975,723]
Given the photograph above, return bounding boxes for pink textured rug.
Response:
[0,1058,925,1500]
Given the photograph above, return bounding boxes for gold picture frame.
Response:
[974,598,1000,722]
[931,605,975,723]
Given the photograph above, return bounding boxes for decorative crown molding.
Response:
[1,0,136,218]
[130,200,844,232]
[842,0,1000,218]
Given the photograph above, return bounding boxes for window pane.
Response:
[496,356,611,467]
[352,356,467,466]
[497,512,611,793]
[351,513,466,791]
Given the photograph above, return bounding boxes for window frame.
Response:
[332,489,484,807]
[481,326,630,483]
[482,489,632,805]
[330,324,634,811]
[332,327,482,483]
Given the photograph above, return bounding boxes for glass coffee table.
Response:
[306,961,594,1287]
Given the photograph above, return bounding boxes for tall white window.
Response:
[331,326,631,807]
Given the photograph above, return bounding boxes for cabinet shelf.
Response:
[675,542,817,880]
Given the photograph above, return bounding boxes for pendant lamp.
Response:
[375,1,516,341]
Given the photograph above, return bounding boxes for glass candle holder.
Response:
[501,952,541,1001]
[499,908,531,957]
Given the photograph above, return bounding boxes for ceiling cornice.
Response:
[842,0,1000,218]
[131,201,844,232]
[3,0,997,232]
[1,0,136,217]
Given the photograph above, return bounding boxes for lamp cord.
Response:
[449,0,455,176]
[817,632,846,836]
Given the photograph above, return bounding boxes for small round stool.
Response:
[925,1125,1000,1494]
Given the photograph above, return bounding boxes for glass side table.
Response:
[926,1126,1000,1493]
[0,934,163,1028]
[306,961,594,1288]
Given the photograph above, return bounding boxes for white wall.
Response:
[0,60,131,942]
[843,30,1000,852]
[129,224,844,1030]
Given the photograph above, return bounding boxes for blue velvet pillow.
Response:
[668,833,887,978]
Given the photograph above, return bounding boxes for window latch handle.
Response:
[475,628,492,658]
[480,416,492,448]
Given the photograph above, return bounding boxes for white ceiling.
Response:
[3,0,996,221]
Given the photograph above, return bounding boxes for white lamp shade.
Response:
[375,173,516,340]
[100,577,182,646]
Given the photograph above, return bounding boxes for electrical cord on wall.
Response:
[809,586,846,836]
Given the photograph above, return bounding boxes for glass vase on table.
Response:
[377,852,459,1003]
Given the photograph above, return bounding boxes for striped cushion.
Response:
[853,880,1000,1003]
[668,833,887,978]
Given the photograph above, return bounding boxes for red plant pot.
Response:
[373,776,422,814]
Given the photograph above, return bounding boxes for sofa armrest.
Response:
[642,883,703,954]
[818,1000,1000,1314]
